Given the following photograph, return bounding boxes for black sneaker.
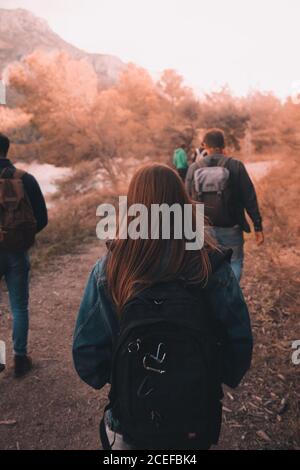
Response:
[14,355,33,379]
[0,363,5,373]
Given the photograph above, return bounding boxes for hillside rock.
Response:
[0,8,125,86]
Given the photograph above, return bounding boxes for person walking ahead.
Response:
[0,133,48,378]
[173,145,189,182]
[73,163,252,450]
[186,129,264,282]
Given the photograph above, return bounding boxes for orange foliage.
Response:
[2,50,300,185]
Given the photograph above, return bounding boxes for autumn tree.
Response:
[6,48,298,195]
[280,97,300,153]
[157,69,200,156]
[243,91,283,154]
[199,88,249,151]
[7,51,99,165]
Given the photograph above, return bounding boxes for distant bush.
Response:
[258,156,299,248]
[31,190,117,267]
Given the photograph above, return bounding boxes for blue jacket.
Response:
[73,252,253,391]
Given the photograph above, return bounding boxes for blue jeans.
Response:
[0,251,30,355]
[211,226,244,282]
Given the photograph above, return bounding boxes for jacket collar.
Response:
[205,153,226,161]
[208,152,226,157]
[201,153,228,167]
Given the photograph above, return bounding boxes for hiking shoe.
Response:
[14,355,33,379]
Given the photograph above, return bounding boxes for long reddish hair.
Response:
[106,163,216,314]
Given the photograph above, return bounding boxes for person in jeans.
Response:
[73,163,252,450]
[186,129,264,282]
[0,133,48,378]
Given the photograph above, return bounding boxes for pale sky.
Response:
[1,0,299,98]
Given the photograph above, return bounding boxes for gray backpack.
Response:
[194,156,234,227]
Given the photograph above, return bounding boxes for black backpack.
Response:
[100,280,222,450]
[193,155,234,227]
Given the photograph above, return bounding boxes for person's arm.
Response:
[22,173,48,233]
[237,162,263,233]
[183,149,188,167]
[204,261,253,388]
[73,258,119,390]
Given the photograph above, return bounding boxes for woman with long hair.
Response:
[73,163,252,450]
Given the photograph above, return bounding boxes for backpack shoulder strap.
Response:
[198,155,233,169]
[0,167,14,179]
[12,169,26,179]
[0,167,25,179]
[195,155,210,169]
[217,156,232,169]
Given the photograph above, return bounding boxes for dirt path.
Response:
[0,242,106,450]
[0,240,299,450]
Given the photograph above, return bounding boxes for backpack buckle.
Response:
[143,343,167,374]
[128,339,141,353]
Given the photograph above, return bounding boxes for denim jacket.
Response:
[73,251,253,391]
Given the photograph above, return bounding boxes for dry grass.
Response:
[248,154,300,448]
[30,190,118,268]
[258,157,299,246]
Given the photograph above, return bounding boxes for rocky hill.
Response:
[0,8,125,86]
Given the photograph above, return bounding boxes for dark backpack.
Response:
[0,168,37,252]
[100,280,222,450]
[194,156,234,227]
